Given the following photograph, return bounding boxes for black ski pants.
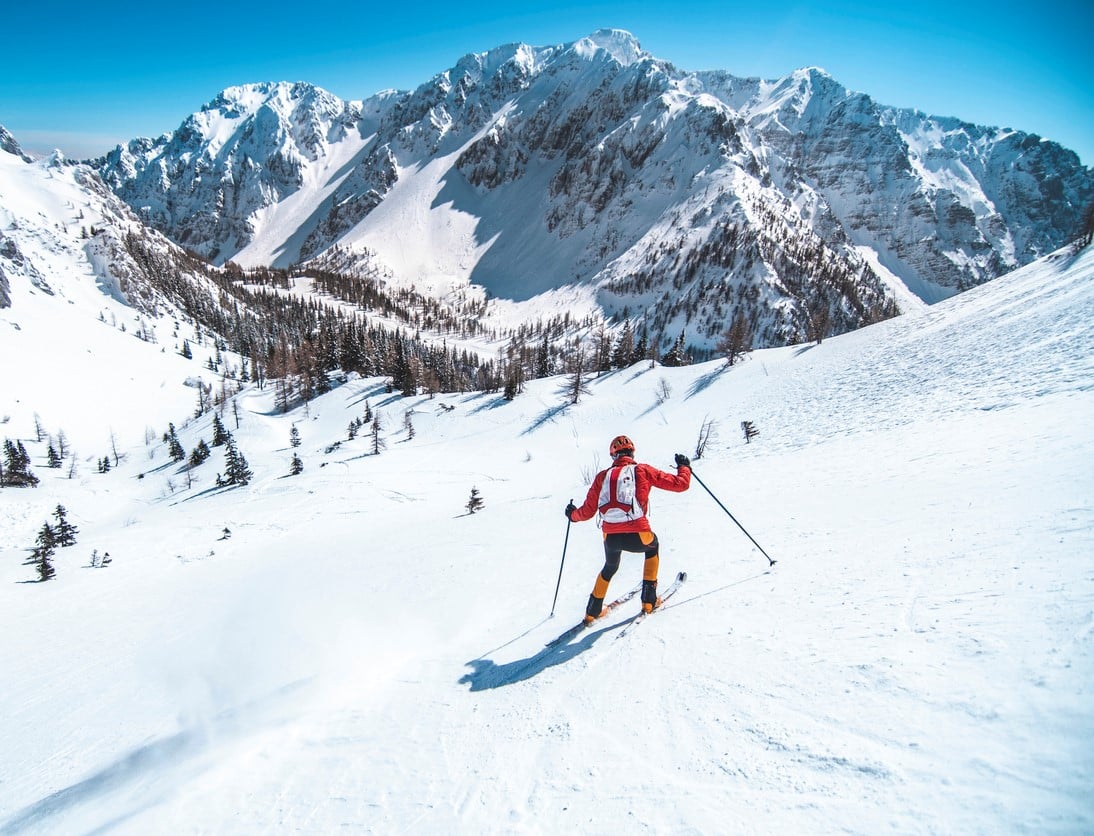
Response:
[588,531,660,614]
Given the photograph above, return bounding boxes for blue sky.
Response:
[3,0,1091,166]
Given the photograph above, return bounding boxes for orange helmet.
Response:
[609,435,635,457]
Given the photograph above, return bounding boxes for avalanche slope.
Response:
[0,246,1091,833]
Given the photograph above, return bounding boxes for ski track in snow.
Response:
[1,245,1093,833]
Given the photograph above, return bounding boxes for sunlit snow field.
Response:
[1,240,1092,832]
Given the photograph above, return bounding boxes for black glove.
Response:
[564,501,577,520]
[674,453,691,468]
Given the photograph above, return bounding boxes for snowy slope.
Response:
[1,238,1091,832]
[0,148,233,454]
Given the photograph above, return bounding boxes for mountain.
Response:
[0,124,33,164]
[96,30,1092,351]
[0,133,556,453]
[0,138,250,450]
[1,235,1091,831]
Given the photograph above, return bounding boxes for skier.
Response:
[565,435,691,624]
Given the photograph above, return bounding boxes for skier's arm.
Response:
[644,460,691,493]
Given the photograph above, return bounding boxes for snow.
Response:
[0,153,223,453]
[235,127,376,269]
[573,29,647,67]
[340,149,489,297]
[1,210,1091,834]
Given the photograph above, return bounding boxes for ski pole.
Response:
[549,500,574,617]
[691,470,777,567]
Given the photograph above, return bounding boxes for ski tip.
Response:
[677,571,687,581]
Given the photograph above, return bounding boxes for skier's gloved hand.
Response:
[674,453,691,468]
[564,501,577,520]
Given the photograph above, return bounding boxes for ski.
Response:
[616,571,687,639]
[544,582,642,648]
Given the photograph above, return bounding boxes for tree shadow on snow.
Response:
[686,364,729,399]
[460,619,625,691]
[345,382,390,408]
[520,402,569,436]
[468,394,509,415]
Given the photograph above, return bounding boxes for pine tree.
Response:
[370,415,385,456]
[290,452,304,475]
[53,505,79,546]
[188,439,211,467]
[47,444,62,468]
[611,321,635,369]
[32,523,57,581]
[466,486,485,514]
[593,325,613,375]
[661,330,691,367]
[634,326,649,368]
[222,436,253,486]
[290,425,301,448]
[535,335,551,378]
[564,349,590,405]
[503,356,525,400]
[2,439,38,487]
[35,521,56,551]
[211,414,229,447]
[164,423,185,462]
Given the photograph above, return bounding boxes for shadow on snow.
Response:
[460,618,628,691]
[460,569,775,691]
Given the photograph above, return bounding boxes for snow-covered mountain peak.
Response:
[91,30,1092,350]
[792,66,838,86]
[572,28,646,66]
[450,41,546,83]
[753,65,855,126]
[198,81,356,141]
[1,124,33,162]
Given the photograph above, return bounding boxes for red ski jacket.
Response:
[570,455,691,534]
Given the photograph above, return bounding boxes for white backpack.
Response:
[598,464,644,523]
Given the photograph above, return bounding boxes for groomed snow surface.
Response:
[1,246,1092,833]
